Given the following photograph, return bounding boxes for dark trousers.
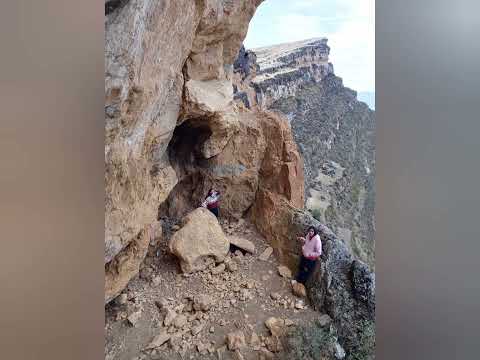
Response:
[296,256,317,284]
[209,207,219,218]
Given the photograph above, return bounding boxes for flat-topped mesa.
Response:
[234,38,334,109]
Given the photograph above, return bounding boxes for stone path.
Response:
[105,218,322,360]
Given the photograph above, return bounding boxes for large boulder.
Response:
[169,208,229,273]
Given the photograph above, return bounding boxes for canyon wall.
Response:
[105,0,265,303]
[234,38,375,268]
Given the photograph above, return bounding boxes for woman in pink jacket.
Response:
[294,225,322,284]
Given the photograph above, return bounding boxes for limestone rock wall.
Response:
[105,0,264,303]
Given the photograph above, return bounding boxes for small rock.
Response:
[226,261,238,272]
[127,310,142,327]
[116,293,128,305]
[151,276,162,287]
[292,282,307,298]
[277,265,292,279]
[226,330,246,351]
[261,275,269,281]
[155,298,169,310]
[259,247,273,261]
[294,301,305,310]
[174,304,185,313]
[193,294,212,311]
[245,280,255,289]
[174,314,187,328]
[318,314,332,327]
[191,323,204,336]
[209,326,215,333]
[211,263,226,275]
[219,319,227,326]
[265,317,286,337]
[172,225,180,231]
[229,236,255,254]
[270,292,281,300]
[164,308,177,327]
[284,319,294,327]
[145,331,170,350]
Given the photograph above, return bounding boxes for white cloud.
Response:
[245,0,375,92]
[326,0,375,92]
[273,14,321,43]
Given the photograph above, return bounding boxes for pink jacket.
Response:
[302,233,322,259]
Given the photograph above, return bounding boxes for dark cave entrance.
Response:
[158,118,213,220]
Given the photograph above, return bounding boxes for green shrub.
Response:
[351,182,362,204]
[324,205,337,221]
[310,208,322,221]
[347,320,375,360]
[282,319,375,360]
[281,321,337,360]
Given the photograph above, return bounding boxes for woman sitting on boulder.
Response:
[201,188,221,218]
[293,225,322,284]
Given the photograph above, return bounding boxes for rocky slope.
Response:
[234,38,375,268]
[105,2,375,359]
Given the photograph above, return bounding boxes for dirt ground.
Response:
[105,218,322,360]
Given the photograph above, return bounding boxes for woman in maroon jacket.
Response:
[201,188,221,218]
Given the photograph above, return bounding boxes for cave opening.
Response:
[158,118,213,220]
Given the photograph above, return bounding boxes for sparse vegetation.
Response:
[324,205,337,222]
[351,181,362,204]
[347,320,375,360]
[310,208,322,221]
[281,319,375,360]
[281,321,338,360]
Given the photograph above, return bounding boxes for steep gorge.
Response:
[233,38,375,268]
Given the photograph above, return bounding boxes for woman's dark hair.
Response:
[205,188,214,199]
[307,225,318,236]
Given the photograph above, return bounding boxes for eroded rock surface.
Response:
[105,0,264,302]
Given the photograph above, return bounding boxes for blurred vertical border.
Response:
[0,1,104,359]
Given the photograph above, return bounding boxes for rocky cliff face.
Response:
[105,0,265,303]
[234,38,375,268]
[105,4,375,359]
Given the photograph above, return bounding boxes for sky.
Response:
[244,0,375,93]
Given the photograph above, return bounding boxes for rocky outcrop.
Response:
[252,193,375,357]
[105,0,264,302]
[161,108,303,221]
[234,38,375,268]
[169,207,229,273]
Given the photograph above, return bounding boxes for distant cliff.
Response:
[234,38,375,268]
